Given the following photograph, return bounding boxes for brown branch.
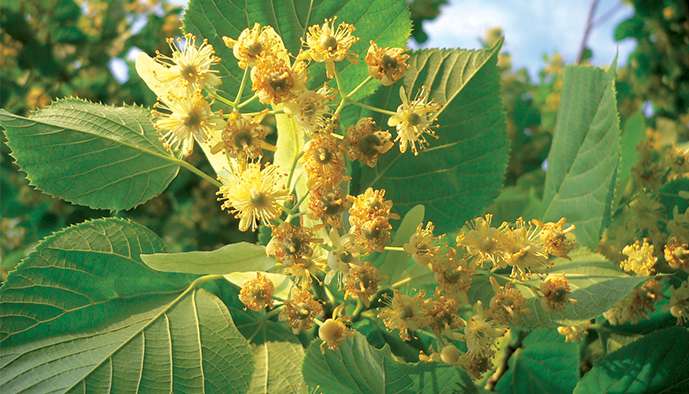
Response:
[576,0,601,64]
[485,330,527,391]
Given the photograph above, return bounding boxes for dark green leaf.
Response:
[357,43,509,233]
[614,111,646,208]
[574,326,689,394]
[496,329,579,394]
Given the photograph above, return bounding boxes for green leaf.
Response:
[303,332,475,394]
[248,341,307,394]
[0,99,179,210]
[0,218,254,393]
[660,178,689,216]
[376,204,424,285]
[184,0,410,102]
[356,43,509,233]
[574,326,689,394]
[542,65,621,248]
[141,241,274,274]
[614,111,646,207]
[517,252,647,329]
[496,329,579,394]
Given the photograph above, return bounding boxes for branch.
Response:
[576,0,601,64]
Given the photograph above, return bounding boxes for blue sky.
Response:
[418,0,635,73]
[112,0,636,82]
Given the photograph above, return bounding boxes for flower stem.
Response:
[175,159,221,187]
[346,76,372,99]
[210,92,236,108]
[237,93,258,109]
[286,150,305,192]
[391,276,412,288]
[234,68,249,104]
[260,141,277,152]
[349,100,397,116]
[384,245,405,252]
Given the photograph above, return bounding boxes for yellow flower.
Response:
[431,247,474,301]
[343,262,380,306]
[266,222,318,267]
[667,208,689,242]
[557,322,590,342]
[365,41,409,85]
[604,279,662,325]
[348,187,395,227]
[345,117,394,167]
[620,239,657,276]
[319,318,352,350]
[379,291,432,340]
[664,237,689,272]
[215,111,269,159]
[457,214,508,268]
[501,218,550,278]
[251,55,306,104]
[669,280,689,325]
[281,288,323,332]
[238,273,274,311]
[284,86,335,133]
[487,278,528,325]
[154,34,220,91]
[540,275,575,311]
[152,93,222,156]
[404,221,443,265]
[387,86,442,155]
[427,293,463,334]
[308,186,350,228]
[669,146,689,180]
[533,218,576,258]
[217,161,289,231]
[303,17,358,78]
[348,188,398,253]
[464,302,505,357]
[223,23,289,69]
[302,133,347,190]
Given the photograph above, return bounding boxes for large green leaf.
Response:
[517,252,647,329]
[356,43,509,233]
[0,218,254,393]
[141,241,274,274]
[614,111,646,208]
[248,341,307,394]
[574,326,689,394]
[0,99,180,210]
[184,0,410,101]
[496,329,579,394]
[303,332,475,394]
[542,65,621,248]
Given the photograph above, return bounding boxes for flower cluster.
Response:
[134,17,687,387]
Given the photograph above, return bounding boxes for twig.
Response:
[576,0,601,64]
[485,330,527,391]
